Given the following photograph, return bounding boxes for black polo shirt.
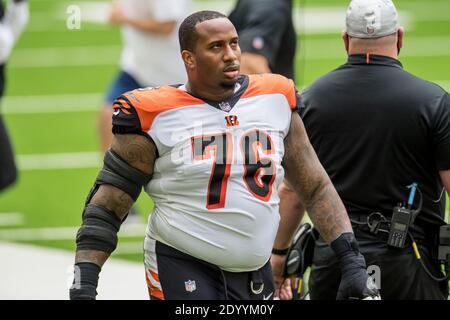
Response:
[301,54,450,227]
[229,0,296,80]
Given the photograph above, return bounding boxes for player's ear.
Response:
[181,50,195,69]
[397,27,404,54]
[342,31,350,53]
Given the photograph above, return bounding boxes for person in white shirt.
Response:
[98,0,190,152]
[0,0,28,192]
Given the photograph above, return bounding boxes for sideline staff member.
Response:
[0,0,28,191]
[229,0,296,79]
[276,0,450,299]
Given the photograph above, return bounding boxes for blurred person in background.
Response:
[0,0,28,192]
[229,0,296,80]
[98,0,190,222]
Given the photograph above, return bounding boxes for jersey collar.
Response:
[182,75,249,113]
[347,54,403,69]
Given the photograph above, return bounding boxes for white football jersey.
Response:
[112,74,297,272]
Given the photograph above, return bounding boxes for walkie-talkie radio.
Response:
[438,225,450,262]
[388,206,414,248]
[388,183,422,248]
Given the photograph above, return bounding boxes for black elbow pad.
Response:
[76,204,122,254]
[86,149,153,203]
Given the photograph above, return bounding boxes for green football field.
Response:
[0,0,449,264]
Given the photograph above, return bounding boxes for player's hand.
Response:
[331,233,380,300]
[271,253,295,300]
[336,251,380,300]
[279,277,299,300]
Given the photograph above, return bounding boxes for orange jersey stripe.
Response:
[145,269,165,300]
[122,86,203,133]
[242,74,297,110]
[149,287,165,300]
[149,270,161,283]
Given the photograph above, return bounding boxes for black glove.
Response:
[331,233,380,300]
[69,262,101,300]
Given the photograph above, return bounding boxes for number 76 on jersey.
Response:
[190,129,280,209]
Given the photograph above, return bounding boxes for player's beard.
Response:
[220,80,237,91]
[219,73,239,90]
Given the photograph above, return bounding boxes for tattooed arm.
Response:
[70,134,157,299]
[283,112,352,243]
[272,112,350,300]
[75,134,156,267]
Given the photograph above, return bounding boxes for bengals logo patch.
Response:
[225,115,239,127]
[112,95,134,116]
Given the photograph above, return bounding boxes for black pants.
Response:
[145,240,275,300]
[0,114,17,191]
[309,228,448,300]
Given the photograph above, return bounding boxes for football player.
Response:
[70,11,378,300]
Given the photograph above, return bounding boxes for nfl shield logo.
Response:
[185,280,197,292]
[219,102,231,112]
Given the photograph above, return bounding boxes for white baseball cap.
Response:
[346,0,400,38]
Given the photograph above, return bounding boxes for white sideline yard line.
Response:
[25,13,62,32]
[0,242,148,299]
[0,223,148,241]
[0,226,78,241]
[0,213,24,226]
[2,93,102,114]
[9,46,121,68]
[17,151,102,171]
